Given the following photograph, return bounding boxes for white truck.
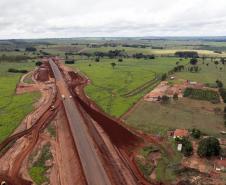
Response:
[61,95,65,100]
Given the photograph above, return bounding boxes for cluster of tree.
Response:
[94,50,127,58]
[65,52,76,56]
[0,54,30,62]
[188,66,200,72]
[121,44,148,48]
[132,53,155,59]
[8,68,28,73]
[25,47,37,52]
[175,51,199,58]
[174,65,185,72]
[179,138,193,156]
[197,137,220,157]
[65,60,75,64]
[152,46,163,49]
[220,58,226,65]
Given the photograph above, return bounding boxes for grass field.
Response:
[124,98,225,137]
[29,143,52,185]
[69,57,188,116]
[0,62,39,142]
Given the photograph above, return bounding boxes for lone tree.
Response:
[111,62,116,69]
[190,58,198,65]
[197,137,220,157]
[216,80,223,88]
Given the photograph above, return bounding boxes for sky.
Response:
[0,0,226,39]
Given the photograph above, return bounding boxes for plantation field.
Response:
[69,57,188,116]
[183,88,220,102]
[0,62,39,142]
[124,98,225,137]
[174,59,226,86]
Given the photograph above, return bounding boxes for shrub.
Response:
[161,73,167,81]
[26,47,37,52]
[191,129,201,139]
[35,61,42,66]
[65,60,75,64]
[219,88,226,103]
[216,80,223,88]
[161,95,170,104]
[173,93,179,100]
[8,68,28,73]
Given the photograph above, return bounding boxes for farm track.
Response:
[121,73,160,97]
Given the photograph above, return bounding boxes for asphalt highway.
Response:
[49,59,112,185]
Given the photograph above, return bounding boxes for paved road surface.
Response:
[49,59,112,185]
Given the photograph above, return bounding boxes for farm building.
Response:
[173,129,189,139]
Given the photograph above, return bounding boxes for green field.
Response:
[124,98,225,137]
[0,62,39,142]
[174,59,226,86]
[29,143,52,185]
[69,57,188,116]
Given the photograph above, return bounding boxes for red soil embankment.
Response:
[68,71,142,149]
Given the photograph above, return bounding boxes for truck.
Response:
[61,94,65,100]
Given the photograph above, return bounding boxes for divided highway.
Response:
[49,59,112,185]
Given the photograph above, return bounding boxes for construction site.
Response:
[0,57,168,185]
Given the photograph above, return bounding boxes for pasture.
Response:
[124,98,225,137]
[69,57,188,116]
[0,62,39,142]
